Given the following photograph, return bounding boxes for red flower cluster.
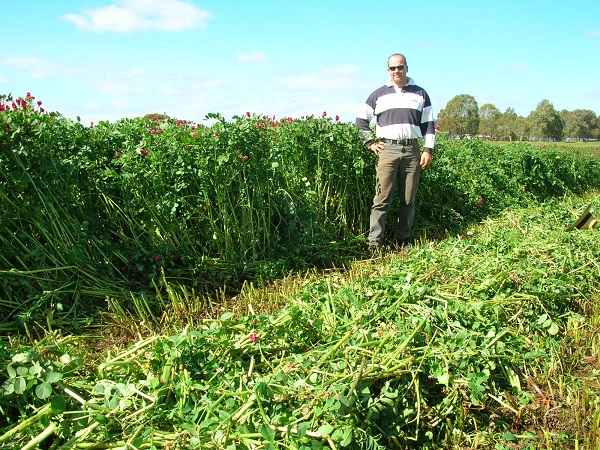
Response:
[0,93,46,114]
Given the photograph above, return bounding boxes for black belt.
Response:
[382,138,416,145]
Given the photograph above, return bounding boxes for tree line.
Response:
[437,94,599,142]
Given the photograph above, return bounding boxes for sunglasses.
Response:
[388,65,405,71]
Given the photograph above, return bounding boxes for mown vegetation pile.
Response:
[1,93,600,449]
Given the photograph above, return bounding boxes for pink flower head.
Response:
[140,149,148,156]
[151,129,156,135]
[249,332,257,342]
[335,115,339,121]
[322,111,327,118]
[246,111,251,118]
[242,155,249,162]
[154,255,161,262]
[37,100,42,106]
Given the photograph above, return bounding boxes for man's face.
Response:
[388,56,408,86]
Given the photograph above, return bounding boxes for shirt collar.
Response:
[386,77,415,88]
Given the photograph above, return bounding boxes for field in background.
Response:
[492,140,600,156]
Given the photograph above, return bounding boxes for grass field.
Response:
[491,140,600,157]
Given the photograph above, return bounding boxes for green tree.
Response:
[527,100,563,141]
[497,107,519,141]
[515,115,530,141]
[594,114,600,140]
[562,109,598,141]
[437,94,480,138]
[479,103,501,140]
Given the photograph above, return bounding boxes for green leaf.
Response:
[51,396,67,413]
[2,380,15,395]
[259,424,275,442]
[296,422,308,438]
[220,312,234,321]
[217,154,229,165]
[536,313,548,325]
[502,431,517,441]
[437,370,450,385]
[316,424,334,436]
[35,382,53,399]
[29,362,43,377]
[14,377,26,394]
[12,352,34,364]
[547,322,560,335]
[340,427,353,446]
[46,371,63,384]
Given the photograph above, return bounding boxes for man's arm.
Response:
[356,102,376,147]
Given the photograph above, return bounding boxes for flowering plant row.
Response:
[1,93,600,330]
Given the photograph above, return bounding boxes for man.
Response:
[356,53,435,251]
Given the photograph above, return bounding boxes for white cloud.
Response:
[3,56,59,78]
[499,63,527,74]
[237,51,268,63]
[278,65,362,90]
[96,76,135,95]
[61,0,214,33]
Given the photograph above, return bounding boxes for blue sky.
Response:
[3,0,599,125]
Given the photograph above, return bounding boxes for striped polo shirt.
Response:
[356,77,436,151]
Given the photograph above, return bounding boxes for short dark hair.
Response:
[388,53,407,66]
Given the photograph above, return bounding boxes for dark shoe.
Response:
[368,243,382,256]
[395,238,412,250]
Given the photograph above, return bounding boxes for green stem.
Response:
[317,328,355,364]
[0,403,52,443]
[21,422,59,450]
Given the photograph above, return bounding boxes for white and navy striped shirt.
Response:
[356,77,436,151]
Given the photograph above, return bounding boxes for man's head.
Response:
[387,53,408,87]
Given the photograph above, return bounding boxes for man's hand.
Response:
[420,152,432,169]
[369,141,384,155]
